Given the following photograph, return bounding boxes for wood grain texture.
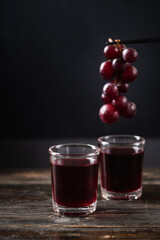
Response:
[0,169,160,239]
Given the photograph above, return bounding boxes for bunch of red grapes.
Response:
[99,39,138,124]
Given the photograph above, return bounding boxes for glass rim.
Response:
[49,143,100,158]
[98,135,145,146]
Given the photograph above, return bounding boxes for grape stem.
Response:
[115,39,122,52]
[114,39,121,84]
[114,74,119,85]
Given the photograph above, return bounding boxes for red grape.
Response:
[99,61,113,80]
[104,45,119,59]
[103,82,119,99]
[121,66,138,83]
[122,48,138,63]
[101,93,112,103]
[118,44,126,57]
[119,44,126,51]
[112,58,123,72]
[121,101,137,118]
[120,62,131,72]
[112,59,130,73]
[112,95,127,112]
[117,82,130,93]
[99,104,119,123]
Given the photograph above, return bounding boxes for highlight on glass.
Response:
[49,143,100,215]
[98,135,145,200]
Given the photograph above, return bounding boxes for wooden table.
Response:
[0,169,160,239]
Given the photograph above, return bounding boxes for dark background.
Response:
[1,0,160,167]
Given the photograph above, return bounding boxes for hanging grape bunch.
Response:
[99,38,138,124]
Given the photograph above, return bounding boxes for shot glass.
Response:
[98,135,145,200]
[49,143,100,215]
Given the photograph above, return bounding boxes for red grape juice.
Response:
[50,158,98,208]
[100,147,144,193]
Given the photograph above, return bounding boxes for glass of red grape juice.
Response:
[98,135,145,200]
[49,143,100,215]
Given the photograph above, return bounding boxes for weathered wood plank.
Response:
[0,169,160,239]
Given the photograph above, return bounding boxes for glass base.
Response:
[52,200,97,215]
[101,187,142,200]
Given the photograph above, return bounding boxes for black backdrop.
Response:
[1,0,160,139]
